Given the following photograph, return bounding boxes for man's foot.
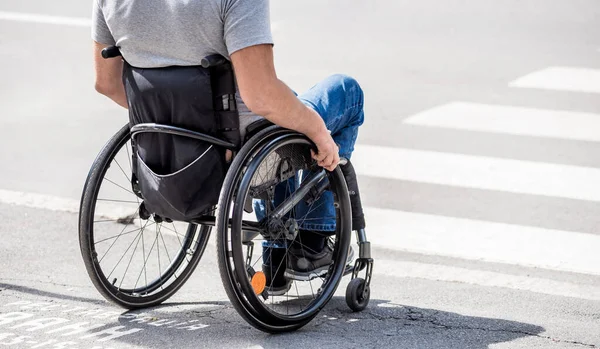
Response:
[261,243,292,296]
[263,264,292,296]
[284,244,355,281]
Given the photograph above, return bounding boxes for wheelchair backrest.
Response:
[122,58,239,221]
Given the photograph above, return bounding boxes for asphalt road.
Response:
[1,1,600,348]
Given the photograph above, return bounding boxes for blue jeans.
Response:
[254,74,365,233]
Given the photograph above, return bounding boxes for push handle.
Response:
[101,46,122,59]
[201,54,228,68]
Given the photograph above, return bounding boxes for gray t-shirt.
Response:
[92,0,273,131]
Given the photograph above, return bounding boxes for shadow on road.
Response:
[114,297,545,349]
[0,283,545,348]
[0,282,104,305]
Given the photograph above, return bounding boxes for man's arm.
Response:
[230,44,339,171]
[93,41,128,109]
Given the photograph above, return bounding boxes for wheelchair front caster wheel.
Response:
[346,278,370,312]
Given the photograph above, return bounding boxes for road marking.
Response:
[366,207,600,276]
[2,189,600,276]
[0,11,283,36]
[403,101,600,142]
[376,260,600,301]
[0,189,194,240]
[0,189,80,213]
[352,145,600,202]
[0,11,91,27]
[3,189,600,297]
[509,66,600,94]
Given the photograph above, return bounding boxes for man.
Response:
[92,0,365,293]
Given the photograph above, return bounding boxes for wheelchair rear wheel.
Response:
[79,124,211,309]
[216,126,352,332]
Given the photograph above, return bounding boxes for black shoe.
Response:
[285,244,355,281]
[262,244,292,296]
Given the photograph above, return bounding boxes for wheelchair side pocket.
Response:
[136,143,226,221]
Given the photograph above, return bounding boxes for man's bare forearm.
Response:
[104,88,128,109]
[231,44,340,170]
[247,78,328,143]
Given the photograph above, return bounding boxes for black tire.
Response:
[79,124,211,309]
[216,126,352,333]
[345,278,370,312]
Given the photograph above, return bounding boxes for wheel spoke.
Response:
[97,198,140,204]
[294,280,302,312]
[159,226,173,265]
[98,206,141,263]
[160,224,188,238]
[156,224,162,282]
[113,158,131,183]
[295,216,337,221]
[296,227,316,301]
[94,219,120,223]
[103,177,135,195]
[95,223,153,245]
[171,222,192,264]
[136,223,149,290]
[86,131,209,307]
[238,142,339,317]
[116,222,148,289]
[106,219,149,281]
[134,222,160,291]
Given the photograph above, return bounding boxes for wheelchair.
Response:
[79,48,374,333]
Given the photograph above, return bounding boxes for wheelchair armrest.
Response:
[130,123,237,149]
[244,119,274,142]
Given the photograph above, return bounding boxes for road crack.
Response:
[188,307,236,325]
[357,306,598,348]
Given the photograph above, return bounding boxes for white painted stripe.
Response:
[0,11,91,27]
[0,12,285,36]
[352,145,600,202]
[2,189,599,276]
[0,189,190,237]
[403,101,600,142]
[375,260,600,301]
[366,207,600,276]
[509,66,600,94]
[0,189,81,213]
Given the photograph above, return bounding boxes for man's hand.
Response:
[311,131,340,171]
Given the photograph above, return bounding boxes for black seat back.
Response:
[123,61,239,221]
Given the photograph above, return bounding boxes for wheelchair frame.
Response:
[83,46,375,331]
[132,120,373,291]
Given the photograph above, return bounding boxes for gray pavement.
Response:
[1,0,600,348]
[1,204,599,349]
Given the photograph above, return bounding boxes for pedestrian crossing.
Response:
[350,61,600,281]
[1,62,598,295]
[352,145,600,202]
[0,11,90,27]
[509,67,600,94]
[376,259,600,301]
[364,208,600,276]
[0,10,598,297]
[403,101,600,142]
